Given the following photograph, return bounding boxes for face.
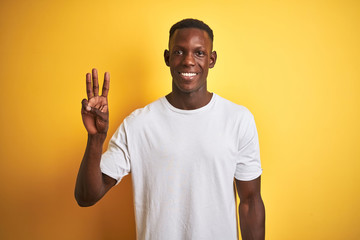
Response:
[164,28,217,94]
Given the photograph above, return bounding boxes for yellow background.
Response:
[0,0,359,239]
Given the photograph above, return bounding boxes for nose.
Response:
[182,52,195,67]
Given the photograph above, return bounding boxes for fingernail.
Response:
[86,106,91,111]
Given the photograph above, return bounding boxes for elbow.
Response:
[239,194,265,215]
[74,191,97,207]
[239,194,265,220]
[76,199,95,207]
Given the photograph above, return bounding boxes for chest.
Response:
[129,114,239,179]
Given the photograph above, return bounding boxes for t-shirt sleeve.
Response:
[235,110,263,181]
[100,121,131,185]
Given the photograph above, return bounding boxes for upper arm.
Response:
[102,173,117,193]
[235,176,265,239]
[235,176,262,202]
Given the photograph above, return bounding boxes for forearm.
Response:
[239,195,265,240]
[75,133,107,206]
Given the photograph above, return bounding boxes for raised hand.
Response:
[81,68,110,135]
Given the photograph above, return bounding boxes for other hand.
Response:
[81,68,110,135]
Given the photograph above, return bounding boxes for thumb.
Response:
[81,99,91,112]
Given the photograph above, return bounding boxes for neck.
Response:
[166,87,213,110]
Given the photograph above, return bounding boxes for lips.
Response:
[180,72,197,77]
[178,72,199,80]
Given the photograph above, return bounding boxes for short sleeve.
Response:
[100,121,131,185]
[234,111,262,181]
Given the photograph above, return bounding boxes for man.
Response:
[75,18,265,240]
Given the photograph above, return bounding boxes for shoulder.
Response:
[123,97,165,126]
[214,94,254,120]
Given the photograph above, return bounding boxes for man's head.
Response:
[164,19,217,94]
[169,18,214,49]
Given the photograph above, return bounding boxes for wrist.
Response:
[87,132,107,144]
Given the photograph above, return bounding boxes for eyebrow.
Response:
[171,44,207,50]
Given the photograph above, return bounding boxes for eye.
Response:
[196,51,205,57]
[174,50,183,55]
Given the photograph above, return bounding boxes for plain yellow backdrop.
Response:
[0,0,359,239]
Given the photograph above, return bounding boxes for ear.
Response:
[164,49,170,67]
[209,51,217,69]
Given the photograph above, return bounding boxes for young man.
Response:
[75,19,265,240]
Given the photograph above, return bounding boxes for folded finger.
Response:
[90,106,108,121]
[99,104,108,112]
[92,68,99,96]
[102,72,110,97]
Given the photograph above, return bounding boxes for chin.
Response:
[172,75,207,94]
[176,83,205,94]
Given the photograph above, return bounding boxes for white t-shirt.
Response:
[100,93,262,240]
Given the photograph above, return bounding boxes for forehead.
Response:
[169,28,212,49]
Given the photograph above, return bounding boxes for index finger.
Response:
[101,72,110,97]
[86,73,93,99]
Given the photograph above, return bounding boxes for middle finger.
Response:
[92,68,99,96]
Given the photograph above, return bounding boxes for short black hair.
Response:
[169,18,214,42]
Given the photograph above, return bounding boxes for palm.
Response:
[81,69,110,135]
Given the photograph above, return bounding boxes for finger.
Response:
[102,72,110,97]
[90,106,108,121]
[86,73,93,99]
[99,104,108,112]
[92,68,99,96]
[82,98,91,111]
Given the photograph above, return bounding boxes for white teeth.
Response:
[181,72,197,77]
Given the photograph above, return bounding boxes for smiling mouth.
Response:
[179,72,198,77]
